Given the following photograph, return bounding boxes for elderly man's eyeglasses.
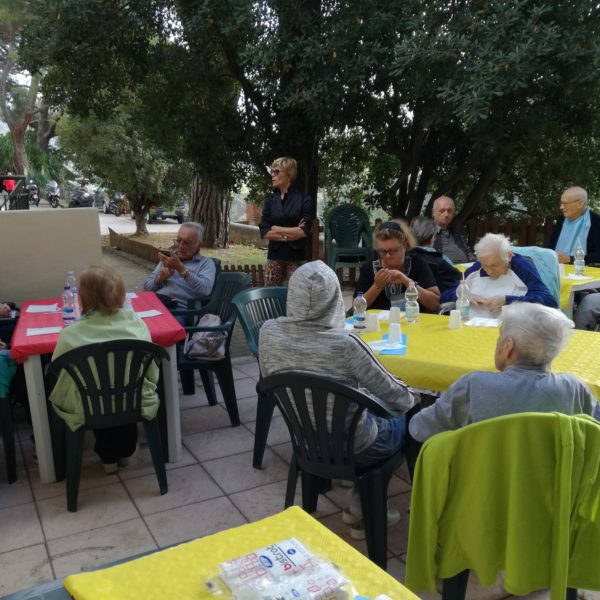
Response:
[560,199,583,206]
[173,237,195,248]
[377,247,404,258]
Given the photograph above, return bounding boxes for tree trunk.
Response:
[10,125,29,175]
[189,176,229,248]
[454,140,510,229]
[132,192,149,235]
[35,106,59,152]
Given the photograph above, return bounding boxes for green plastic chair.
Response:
[47,340,169,512]
[231,286,288,468]
[406,413,600,600]
[175,271,252,426]
[325,204,373,272]
[0,354,17,483]
[257,372,404,570]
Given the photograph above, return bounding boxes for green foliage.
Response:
[0,131,72,184]
[57,110,185,215]
[20,0,600,225]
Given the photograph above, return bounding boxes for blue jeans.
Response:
[354,414,406,468]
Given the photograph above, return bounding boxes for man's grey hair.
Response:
[474,233,511,262]
[410,216,437,246]
[180,221,205,243]
[499,303,574,368]
[432,195,455,210]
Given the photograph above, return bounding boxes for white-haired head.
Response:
[498,303,574,369]
[562,186,588,206]
[474,233,512,262]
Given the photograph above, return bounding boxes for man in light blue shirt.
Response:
[143,222,216,309]
[409,302,599,442]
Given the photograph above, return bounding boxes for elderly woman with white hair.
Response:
[440,232,556,317]
[409,302,600,442]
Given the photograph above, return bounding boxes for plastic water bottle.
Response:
[66,271,79,318]
[405,283,419,324]
[574,239,585,275]
[456,279,470,322]
[62,286,75,326]
[353,292,367,331]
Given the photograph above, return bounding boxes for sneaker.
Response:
[103,462,118,474]
[348,508,401,541]
[117,444,139,468]
[342,507,362,526]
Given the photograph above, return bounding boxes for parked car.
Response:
[69,186,94,208]
[131,198,188,223]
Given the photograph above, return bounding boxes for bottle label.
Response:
[405,304,419,323]
[353,315,366,329]
[457,301,470,321]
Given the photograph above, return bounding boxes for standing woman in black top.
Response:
[259,157,314,286]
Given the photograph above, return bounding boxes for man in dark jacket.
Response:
[431,196,476,264]
[409,216,462,292]
[547,186,600,265]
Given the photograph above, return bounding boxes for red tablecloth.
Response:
[11,291,186,363]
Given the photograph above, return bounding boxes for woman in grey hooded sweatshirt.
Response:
[259,260,414,536]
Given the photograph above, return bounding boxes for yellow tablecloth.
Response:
[64,506,417,600]
[361,313,600,399]
[559,264,600,311]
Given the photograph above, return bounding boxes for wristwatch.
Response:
[180,269,189,279]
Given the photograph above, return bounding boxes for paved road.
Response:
[28,200,181,235]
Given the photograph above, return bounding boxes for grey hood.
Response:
[281,260,346,330]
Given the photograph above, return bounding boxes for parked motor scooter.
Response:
[26,181,39,206]
[45,180,60,208]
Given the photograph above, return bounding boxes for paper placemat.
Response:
[27,326,62,336]
[136,309,162,318]
[26,304,60,313]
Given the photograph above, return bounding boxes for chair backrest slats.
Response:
[205,272,252,324]
[327,205,371,248]
[48,340,169,430]
[258,372,397,479]
[232,287,288,358]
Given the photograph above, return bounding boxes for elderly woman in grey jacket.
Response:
[259,260,415,538]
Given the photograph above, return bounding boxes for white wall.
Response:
[0,208,102,305]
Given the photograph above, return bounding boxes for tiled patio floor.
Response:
[0,251,597,598]
[3,360,598,599]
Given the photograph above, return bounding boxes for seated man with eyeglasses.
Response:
[547,186,600,266]
[355,220,440,312]
[143,222,216,310]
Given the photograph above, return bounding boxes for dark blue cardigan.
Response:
[441,253,557,307]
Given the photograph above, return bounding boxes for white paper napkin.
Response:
[564,274,593,281]
[465,317,500,328]
[136,309,162,318]
[27,326,62,336]
[26,304,59,313]
[125,292,138,299]
[368,340,406,351]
